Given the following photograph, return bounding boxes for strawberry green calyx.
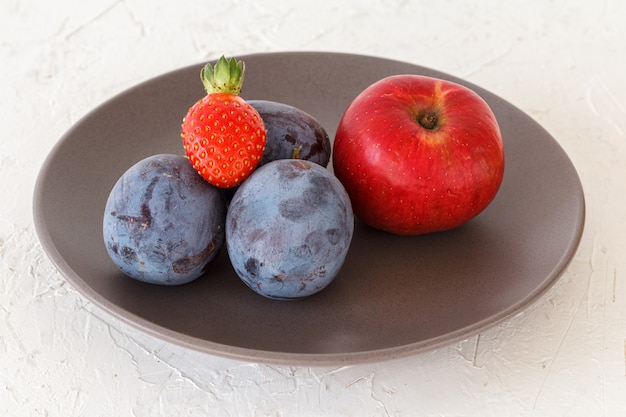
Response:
[200,56,245,95]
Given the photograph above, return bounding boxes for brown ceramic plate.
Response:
[33,52,585,365]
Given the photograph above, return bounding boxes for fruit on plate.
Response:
[332,74,505,235]
[247,100,331,167]
[103,154,226,285]
[181,56,267,188]
[226,159,354,300]
[220,99,333,204]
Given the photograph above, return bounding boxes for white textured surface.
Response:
[2,0,625,415]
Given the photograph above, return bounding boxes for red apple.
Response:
[332,74,505,235]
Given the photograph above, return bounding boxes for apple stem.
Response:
[418,111,438,130]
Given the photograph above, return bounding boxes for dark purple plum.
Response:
[220,100,332,205]
[103,154,226,285]
[226,159,354,300]
[248,100,331,167]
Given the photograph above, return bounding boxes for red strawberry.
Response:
[181,56,266,188]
